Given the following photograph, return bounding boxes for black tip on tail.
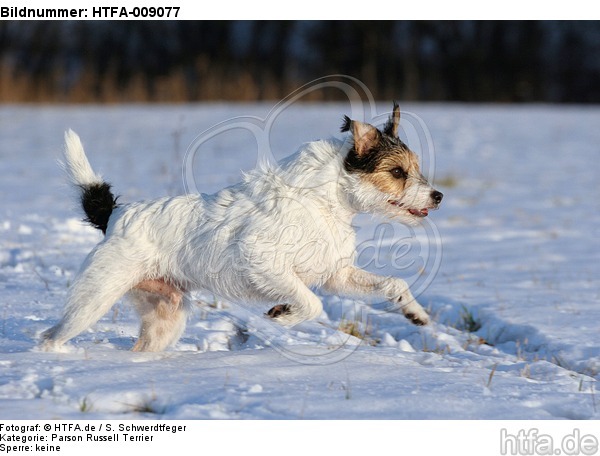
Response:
[80,182,118,234]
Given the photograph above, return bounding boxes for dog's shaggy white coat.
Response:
[42,110,441,351]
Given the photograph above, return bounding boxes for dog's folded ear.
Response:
[383,101,400,137]
[341,116,380,156]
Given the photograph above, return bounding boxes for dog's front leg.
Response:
[323,266,429,326]
[259,273,324,327]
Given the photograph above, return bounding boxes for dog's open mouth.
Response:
[408,208,429,217]
[388,200,429,217]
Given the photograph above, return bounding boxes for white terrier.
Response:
[42,103,443,352]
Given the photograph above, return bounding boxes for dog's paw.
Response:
[37,338,70,353]
[404,311,429,326]
[266,304,291,319]
[396,296,430,326]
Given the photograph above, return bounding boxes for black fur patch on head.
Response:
[344,132,409,174]
[340,115,352,133]
[80,182,119,234]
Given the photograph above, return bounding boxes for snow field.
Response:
[0,103,598,420]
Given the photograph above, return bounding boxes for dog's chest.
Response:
[243,198,356,285]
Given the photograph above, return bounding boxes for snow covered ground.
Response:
[0,102,598,420]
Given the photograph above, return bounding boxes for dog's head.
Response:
[341,102,443,225]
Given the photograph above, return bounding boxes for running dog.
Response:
[41,103,443,351]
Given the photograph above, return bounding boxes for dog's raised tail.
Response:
[63,129,118,234]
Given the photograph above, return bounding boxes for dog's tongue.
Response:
[409,208,429,217]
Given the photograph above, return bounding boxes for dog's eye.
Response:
[390,167,406,179]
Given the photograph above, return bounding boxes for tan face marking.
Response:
[359,147,422,197]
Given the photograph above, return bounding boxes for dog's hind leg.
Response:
[129,282,191,352]
[41,241,145,350]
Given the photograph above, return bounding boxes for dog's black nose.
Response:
[431,190,443,205]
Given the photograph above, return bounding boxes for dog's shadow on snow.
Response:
[9,295,550,366]
[421,295,563,364]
